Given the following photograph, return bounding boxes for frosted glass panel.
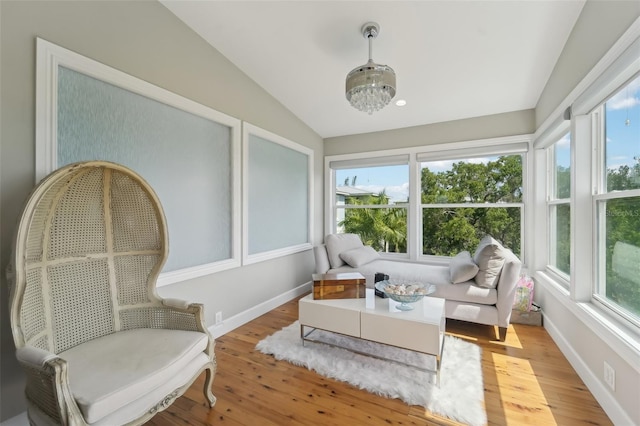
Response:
[57,67,232,272]
[248,134,309,254]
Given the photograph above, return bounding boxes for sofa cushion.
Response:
[328,258,497,305]
[328,259,448,286]
[60,328,208,424]
[449,251,479,283]
[473,235,506,289]
[314,244,331,274]
[325,233,364,269]
[340,246,380,267]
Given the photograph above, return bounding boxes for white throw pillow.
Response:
[339,246,380,267]
[449,251,479,283]
[325,233,364,269]
[473,235,506,289]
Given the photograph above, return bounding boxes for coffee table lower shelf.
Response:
[300,325,444,386]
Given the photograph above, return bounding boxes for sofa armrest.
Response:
[313,244,331,274]
[495,249,522,328]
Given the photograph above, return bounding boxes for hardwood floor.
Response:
[148,295,612,425]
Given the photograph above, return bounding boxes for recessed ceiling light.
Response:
[395,99,407,107]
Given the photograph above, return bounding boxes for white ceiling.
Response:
[161,1,585,138]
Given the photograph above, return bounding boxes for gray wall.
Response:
[325,109,535,156]
[0,1,323,420]
[2,0,638,423]
[535,0,640,127]
[533,1,640,424]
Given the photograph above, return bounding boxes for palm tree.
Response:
[339,190,407,253]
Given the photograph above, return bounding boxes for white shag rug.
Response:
[256,321,486,426]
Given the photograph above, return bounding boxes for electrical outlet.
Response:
[215,311,223,325]
[604,361,615,391]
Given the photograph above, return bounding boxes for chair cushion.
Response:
[325,233,364,269]
[339,246,380,267]
[449,251,479,283]
[60,328,209,424]
[473,235,506,289]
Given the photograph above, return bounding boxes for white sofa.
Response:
[313,234,522,340]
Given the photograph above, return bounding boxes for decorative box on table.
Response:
[312,272,366,300]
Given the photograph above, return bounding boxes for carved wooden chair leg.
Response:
[204,367,216,407]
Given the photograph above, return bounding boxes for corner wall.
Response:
[533,1,640,424]
[0,1,323,420]
[535,0,640,127]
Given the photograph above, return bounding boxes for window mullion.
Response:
[340,204,401,209]
[593,189,640,201]
[572,114,594,301]
[421,202,524,209]
[408,153,420,261]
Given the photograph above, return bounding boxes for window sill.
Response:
[535,270,640,372]
[377,253,451,267]
[545,266,570,288]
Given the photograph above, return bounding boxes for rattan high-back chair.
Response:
[9,161,216,425]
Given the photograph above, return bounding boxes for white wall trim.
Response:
[543,314,635,426]
[536,271,640,372]
[0,283,313,426]
[242,244,313,266]
[242,122,314,265]
[156,259,241,287]
[36,38,244,284]
[208,281,312,339]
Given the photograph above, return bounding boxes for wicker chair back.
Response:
[10,161,168,354]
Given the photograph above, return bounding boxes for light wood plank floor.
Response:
[148,295,612,425]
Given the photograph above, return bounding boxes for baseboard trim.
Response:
[208,281,311,339]
[543,315,634,426]
[0,283,312,426]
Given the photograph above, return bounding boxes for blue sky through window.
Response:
[605,74,639,172]
[336,165,409,203]
[556,133,571,168]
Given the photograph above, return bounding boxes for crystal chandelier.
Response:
[345,22,396,114]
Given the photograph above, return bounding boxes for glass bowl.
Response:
[375,280,435,311]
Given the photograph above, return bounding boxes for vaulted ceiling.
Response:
[161,1,585,138]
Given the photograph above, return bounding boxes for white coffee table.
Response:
[298,293,446,385]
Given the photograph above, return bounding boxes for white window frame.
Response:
[546,131,572,284]
[591,99,640,328]
[242,123,314,265]
[532,18,640,352]
[327,154,411,259]
[325,135,531,264]
[35,38,243,286]
[417,150,527,261]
